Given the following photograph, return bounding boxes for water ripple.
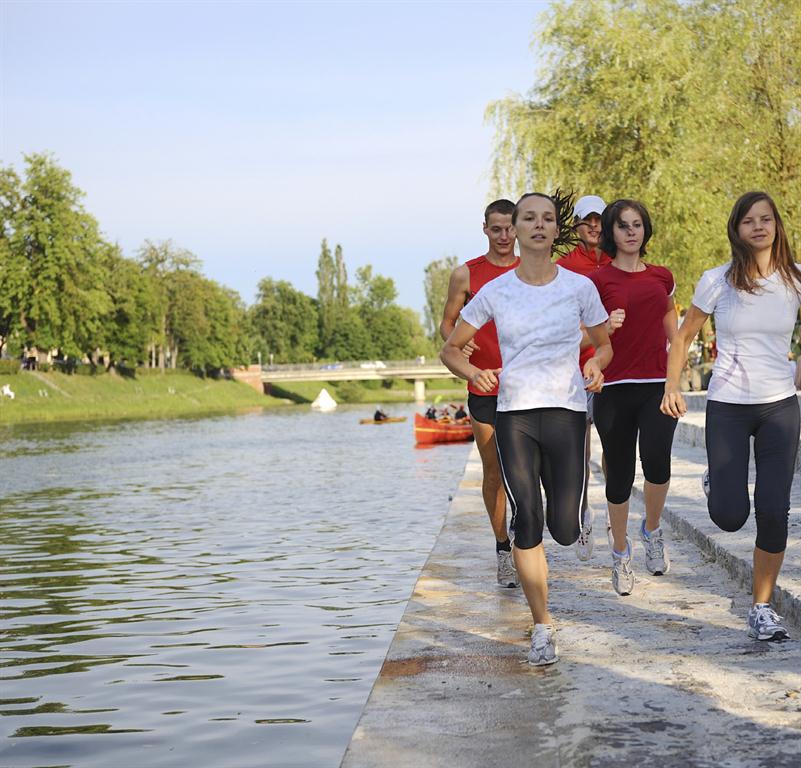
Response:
[0,403,469,767]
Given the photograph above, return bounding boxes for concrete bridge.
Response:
[260,359,457,401]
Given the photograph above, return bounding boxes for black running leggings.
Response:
[593,382,678,505]
[495,407,587,550]
[706,396,800,554]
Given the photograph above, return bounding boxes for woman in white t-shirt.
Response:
[662,191,801,642]
[441,192,612,666]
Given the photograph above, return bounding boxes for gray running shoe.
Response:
[611,537,635,596]
[702,468,710,498]
[527,623,558,666]
[640,522,670,575]
[747,603,790,641]
[575,505,594,562]
[496,549,519,588]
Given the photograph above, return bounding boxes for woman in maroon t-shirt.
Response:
[590,199,678,596]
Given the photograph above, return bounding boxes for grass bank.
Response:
[266,377,467,405]
[0,369,287,425]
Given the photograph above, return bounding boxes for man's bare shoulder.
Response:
[447,263,470,293]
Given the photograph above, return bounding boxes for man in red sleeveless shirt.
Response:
[556,194,612,562]
[440,199,520,587]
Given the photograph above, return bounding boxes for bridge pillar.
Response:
[414,379,426,403]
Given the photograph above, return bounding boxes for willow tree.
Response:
[488,0,801,304]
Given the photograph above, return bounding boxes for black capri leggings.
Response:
[593,382,677,505]
[495,407,587,550]
[706,396,800,554]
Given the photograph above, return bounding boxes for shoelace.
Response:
[532,629,552,651]
[755,605,784,627]
[498,552,516,575]
[649,536,665,559]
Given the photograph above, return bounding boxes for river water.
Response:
[0,403,471,768]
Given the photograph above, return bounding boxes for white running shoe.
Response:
[640,521,670,576]
[496,549,519,588]
[747,603,790,641]
[527,623,558,666]
[575,506,594,561]
[702,468,710,498]
[611,537,635,596]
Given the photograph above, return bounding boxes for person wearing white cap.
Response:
[556,195,612,561]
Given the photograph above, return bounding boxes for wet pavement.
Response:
[341,409,801,768]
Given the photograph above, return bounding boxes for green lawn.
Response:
[266,377,467,404]
[0,370,286,425]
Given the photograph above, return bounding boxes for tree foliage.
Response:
[250,278,319,363]
[0,154,113,356]
[423,255,458,339]
[0,155,430,370]
[487,0,801,304]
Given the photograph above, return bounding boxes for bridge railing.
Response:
[262,358,434,373]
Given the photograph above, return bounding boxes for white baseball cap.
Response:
[573,195,606,221]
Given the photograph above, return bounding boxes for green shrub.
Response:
[75,363,98,376]
[53,359,77,374]
[337,381,364,403]
[0,359,20,375]
[38,362,51,372]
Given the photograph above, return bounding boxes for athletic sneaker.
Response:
[575,505,594,561]
[702,468,710,498]
[611,537,634,596]
[747,603,790,641]
[527,623,558,666]
[496,549,519,588]
[640,520,670,576]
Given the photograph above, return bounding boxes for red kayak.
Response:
[414,413,474,445]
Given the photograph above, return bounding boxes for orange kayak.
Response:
[359,417,407,424]
[414,413,473,444]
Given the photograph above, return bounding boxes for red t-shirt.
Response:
[556,245,612,370]
[464,254,520,396]
[589,263,675,384]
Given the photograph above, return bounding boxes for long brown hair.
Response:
[727,191,800,295]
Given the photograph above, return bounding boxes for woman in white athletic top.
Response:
[662,191,801,641]
[441,192,612,665]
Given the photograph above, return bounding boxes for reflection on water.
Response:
[0,403,470,768]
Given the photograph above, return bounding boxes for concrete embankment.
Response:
[341,401,801,767]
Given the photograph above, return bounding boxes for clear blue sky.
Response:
[1,0,547,316]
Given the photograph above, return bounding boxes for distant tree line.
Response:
[0,153,434,371]
[487,0,801,305]
[252,240,432,363]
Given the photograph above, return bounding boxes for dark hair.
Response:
[726,191,800,296]
[600,199,653,257]
[484,199,515,224]
[512,189,577,256]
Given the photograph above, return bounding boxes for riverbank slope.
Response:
[0,370,284,424]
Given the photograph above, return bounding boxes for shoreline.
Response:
[0,370,467,426]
